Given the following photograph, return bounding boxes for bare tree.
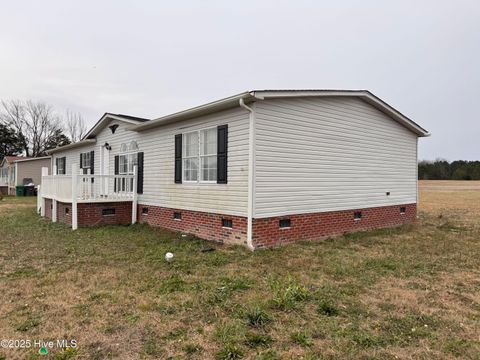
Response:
[65,110,87,142]
[0,100,69,156]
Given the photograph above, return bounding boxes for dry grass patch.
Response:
[0,183,479,359]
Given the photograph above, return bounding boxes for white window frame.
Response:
[57,157,66,175]
[182,127,217,184]
[118,143,138,175]
[81,152,91,169]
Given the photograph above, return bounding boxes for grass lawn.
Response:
[0,182,479,359]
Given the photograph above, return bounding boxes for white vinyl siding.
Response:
[92,108,249,216]
[254,97,418,218]
[52,146,95,175]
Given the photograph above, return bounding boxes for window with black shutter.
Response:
[90,150,94,175]
[217,124,228,184]
[114,155,119,192]
[137,152,144,194]
[176,125,227,184]
[174,134,182,183]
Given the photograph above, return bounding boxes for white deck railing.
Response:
[39,164,138,230]
[41,174,135,202]
[41,175,73,202]
[77,174,136,201]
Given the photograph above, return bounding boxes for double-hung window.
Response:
[80,152,92,178]
[119,141,138,176]
[117,141,139,191]
[57,157,66,175]
[81,152,91,169]
[182,128,217,183]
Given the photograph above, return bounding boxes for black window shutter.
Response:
[62,157,66,174]
[114,155,119,192]
[79,153,83,169]
[90,151,95,174]
[55,158,59,175]
[90,150,95,183]
[217,124,228,184]
[137,152,144,194]
[174,134,182,183]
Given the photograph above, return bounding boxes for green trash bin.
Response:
[16,185,25,197]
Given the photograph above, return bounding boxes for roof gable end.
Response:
[132,89,429,137]
[83,113,150,140]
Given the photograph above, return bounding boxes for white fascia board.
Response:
[46,139,97,155]
[132,92,256,132]
[14,156,51,163]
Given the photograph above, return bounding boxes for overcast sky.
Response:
[1,0,479,160]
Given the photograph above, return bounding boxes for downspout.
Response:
[239,98,255,251]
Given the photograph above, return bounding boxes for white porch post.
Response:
[36,185,42,214]
[40,167,49,217]
[132,165,138,224]
[71,163,78,230]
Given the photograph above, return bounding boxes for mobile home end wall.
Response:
[253,97,418,218]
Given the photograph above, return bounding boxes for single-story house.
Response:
[39,90,429,249]
[0,156,51,195]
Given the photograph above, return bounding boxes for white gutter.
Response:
[134,92,256,132]
[46,139,96,155]
[13,156,51,163]
[239,98,255,251]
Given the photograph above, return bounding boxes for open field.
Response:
[0,181,479,359]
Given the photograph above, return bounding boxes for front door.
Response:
[102,146,110,195]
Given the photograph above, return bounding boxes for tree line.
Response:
[418,160,480,180]
[0,100,87,160]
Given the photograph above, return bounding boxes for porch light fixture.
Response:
[104,142,112,150]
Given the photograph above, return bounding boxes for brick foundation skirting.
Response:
[42,199,131,227]
[57,202,72,226]
[41,199,416,248]
[0,186,7,196]
[253,203,417,248]
[137,204,248,245]
[77,202,131,227]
